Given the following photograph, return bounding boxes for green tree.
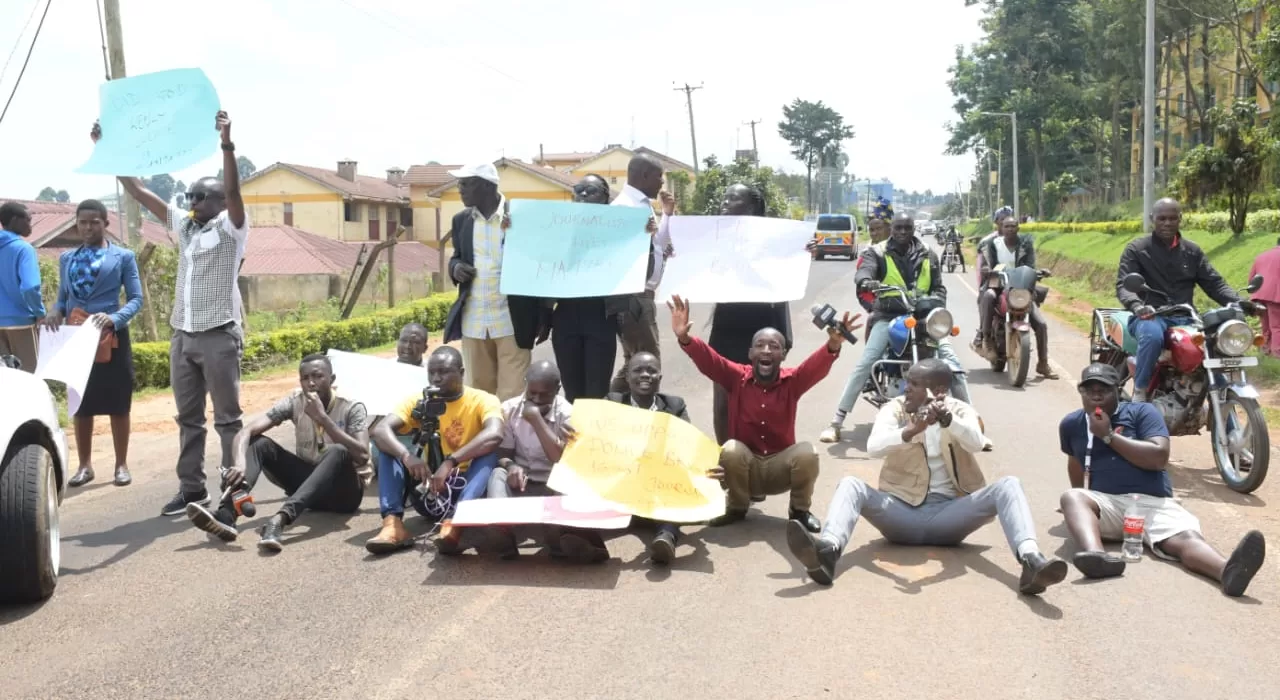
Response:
[667,171,692,213]
[217,156,257,181]
[1172,100,1277,235]
[36,187,70,203]
[690,157,788,218]
[143,174,177,203]
[777,99,854,211]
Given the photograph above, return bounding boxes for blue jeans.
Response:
[1129,316,1191,391]
[832,319,971,422]
[377,449,497,518]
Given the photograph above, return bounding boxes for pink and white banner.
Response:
[450,496,632,529]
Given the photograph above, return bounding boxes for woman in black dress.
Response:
[707,183,792,444]
[48,200,144,487]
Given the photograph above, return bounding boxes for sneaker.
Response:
[1221,530,1266,598]
[163,489,210,517]
[186,502,238,542]
[257,515,286,553]
[1018,552,1068,595]
[1036,361,1060,380]
[818,424,840,443]
[785,519,839,585]
[649,530,677,565]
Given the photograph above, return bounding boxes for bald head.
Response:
[911,358,953,389]
[1151,197,1182,242]
[627,153,665,198]
[526,360,560,384]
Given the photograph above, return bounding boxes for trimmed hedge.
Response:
[132,292,456,390]
[1021,209,1280,235]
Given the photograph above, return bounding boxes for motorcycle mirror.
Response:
[1121,273,1147,293]
[1247,274,1264,294]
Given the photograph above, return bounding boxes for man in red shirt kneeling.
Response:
[669,295,861,533]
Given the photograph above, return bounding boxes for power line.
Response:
[94,0,111,80]
[0,0,43,88]
[0,0,54,129]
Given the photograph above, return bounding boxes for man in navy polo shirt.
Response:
[1058,363,1266,597]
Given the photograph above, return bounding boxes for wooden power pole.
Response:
[673,83,704,173]
[102,0,143,246]
[743,119,761,165]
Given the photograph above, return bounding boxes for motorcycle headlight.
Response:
[1007,288,1032,310]
[924,308,953,340]
[1215,319,1254,357]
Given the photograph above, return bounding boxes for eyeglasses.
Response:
[573,184,605,196]
[185,192,206,204]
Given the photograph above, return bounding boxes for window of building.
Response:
[344,202,360,222]
[283,202,293,226]
[399,207,413,226]
[1173,133,1183,149]
[369,205,379,221]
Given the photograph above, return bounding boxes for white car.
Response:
[0,359,69,602]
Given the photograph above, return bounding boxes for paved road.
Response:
[3,250,1278,699]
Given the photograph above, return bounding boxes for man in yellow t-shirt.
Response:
[365,346,504,556]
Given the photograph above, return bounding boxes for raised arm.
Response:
[215,112,245,230]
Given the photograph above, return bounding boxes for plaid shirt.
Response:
[169,206,249,333]
[460,196,514,339]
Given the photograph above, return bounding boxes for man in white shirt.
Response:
[607,153,673,394]
[786,359,1067,595]
[95,111,251,517]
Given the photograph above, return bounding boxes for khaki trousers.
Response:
[0,325,39,374]
[462,335,530,402]
[719,440,820,512]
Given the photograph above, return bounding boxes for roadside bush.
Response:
[130,292,456,390]
[1022,208,1280,235]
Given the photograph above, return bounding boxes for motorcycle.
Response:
[860,284,970,407]
[941,238,963,273]
[980,264,1051,388]
[1089,272,1269,493]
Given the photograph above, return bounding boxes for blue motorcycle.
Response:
[861,284,970,407]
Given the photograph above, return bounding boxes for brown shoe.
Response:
[365,515,414,555]
[1036,362,1060,380]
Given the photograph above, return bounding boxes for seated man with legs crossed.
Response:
[669,295,859,533]
[788,359,1068,595]
[187,354,371,551]
[365,346,503,556]
[1059,363,1265,597]
[486,361,608,563]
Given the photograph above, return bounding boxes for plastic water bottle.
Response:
[1122,494,1145,562]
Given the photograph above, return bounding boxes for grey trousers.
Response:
[170,324,243,493]
[820,475,1036,558]
[610,291,661,395]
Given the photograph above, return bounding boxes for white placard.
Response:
[35,324,103,416]
[658,216,813,303]
[450,495,632,529]
[325,349,430,417]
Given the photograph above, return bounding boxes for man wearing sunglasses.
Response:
[92,110,250,518]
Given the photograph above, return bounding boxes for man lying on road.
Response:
[1059,363,1265,597]
[788,359,1067,596]
[187,354,371,551]
[669,294,861,533]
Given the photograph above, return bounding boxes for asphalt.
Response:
[2,242,1278,700]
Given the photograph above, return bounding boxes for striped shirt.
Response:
[460,195,514,339]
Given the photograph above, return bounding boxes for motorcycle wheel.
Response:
[1008,329,1031,387]
[1210,392,1270,493]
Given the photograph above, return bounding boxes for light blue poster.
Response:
[78,68,222,176]
[499,200,652,298]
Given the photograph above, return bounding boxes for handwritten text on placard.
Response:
[499,200,652,298]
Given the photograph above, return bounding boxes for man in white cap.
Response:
[441,162,548,401]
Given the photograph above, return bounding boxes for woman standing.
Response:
[48,199,143,487]
[707,183,792,444]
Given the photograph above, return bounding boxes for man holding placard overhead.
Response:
[92,111,250,518]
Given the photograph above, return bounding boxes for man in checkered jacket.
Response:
[94,110,251,517]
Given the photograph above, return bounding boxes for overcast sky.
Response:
[0,0,985,202]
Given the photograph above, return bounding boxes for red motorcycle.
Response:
[980,264,1050,387]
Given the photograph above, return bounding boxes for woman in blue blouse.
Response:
[46,200,144,487]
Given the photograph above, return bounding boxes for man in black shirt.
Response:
[1116,198,1258,401]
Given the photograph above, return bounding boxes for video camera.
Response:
[410,385,448,437]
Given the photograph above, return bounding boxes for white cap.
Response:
[448,162,500,186]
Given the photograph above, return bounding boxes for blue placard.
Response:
[78,68,222,176]
[499,200,652,298]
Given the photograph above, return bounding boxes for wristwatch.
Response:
[1101,431,1115,445]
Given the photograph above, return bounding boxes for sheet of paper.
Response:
[324,350,430,417]
[658,215,814,303]
[78,68,222,176]
[35,325,103,416]
[450,495,632,529]
[499,200,652,298]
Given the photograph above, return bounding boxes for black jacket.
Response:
[443,208,550,348]
[855,237,946,321]
[605,392,689,421]
[1115,233,1239,312]
[979,234,1036,278]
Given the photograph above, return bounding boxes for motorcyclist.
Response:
[973,215,1059,379]
[942,225,967,273]
[1117,197,1259,402]
[855,199,895,317]
[819,211,970,442]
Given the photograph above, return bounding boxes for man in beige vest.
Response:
[787,359,1067,596]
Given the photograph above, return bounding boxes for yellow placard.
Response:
[546,399,726,523]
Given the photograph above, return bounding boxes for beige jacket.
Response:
[867,396,987,506]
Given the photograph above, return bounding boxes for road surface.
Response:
[2,249,1277,700]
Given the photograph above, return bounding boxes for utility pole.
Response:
[1142,0,1156,233]
[102,0,142,247]
[743,119,761,165]
[674,82,703,173]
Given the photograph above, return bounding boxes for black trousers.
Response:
[552,298,618,402]
[243,436,363,523]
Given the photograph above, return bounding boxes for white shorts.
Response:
[1073,489,1202,561]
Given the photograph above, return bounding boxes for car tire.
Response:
[0,443,60,603]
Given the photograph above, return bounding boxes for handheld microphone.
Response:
[810,303,859,346]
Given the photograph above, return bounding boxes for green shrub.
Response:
[131,292,456,390]
[1024,208,1280,235]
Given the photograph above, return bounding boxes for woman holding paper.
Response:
[707,184,792,444]
[44,199,143,488]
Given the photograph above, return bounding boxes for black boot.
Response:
[1018,551,1068,595]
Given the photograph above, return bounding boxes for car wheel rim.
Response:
[46,457,60,574]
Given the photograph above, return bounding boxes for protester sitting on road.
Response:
[365,345,503,556]
[606,351,693,565]
[486,361,601,561]
[46,199,144,488]
[707,183,792,445]
[1058,363,1265,597]
[0,200,44,373]
[820,211,969,443]
[669,295,860,533]
[973,214,1059,380]
[1117,198,1258,402]
[789,359,1067,595]
[186,354,370,551]
[368,322,430,477]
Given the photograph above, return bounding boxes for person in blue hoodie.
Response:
[0,201,45,373]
